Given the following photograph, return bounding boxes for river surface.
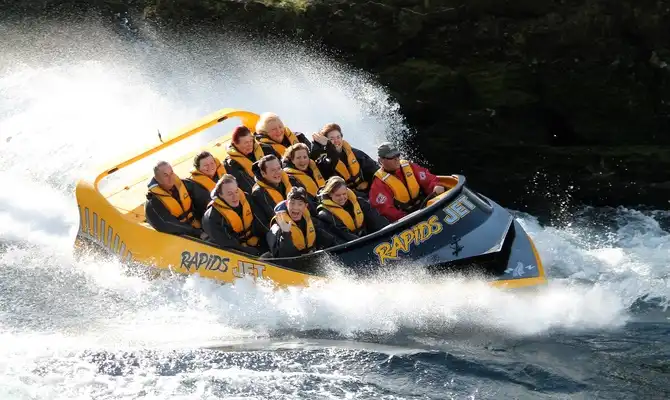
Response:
[1,17,669,400]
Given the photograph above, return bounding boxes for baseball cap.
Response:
[377,142,401,158]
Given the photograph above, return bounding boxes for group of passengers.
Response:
[145,112,447,258]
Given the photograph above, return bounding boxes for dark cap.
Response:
[377,142,401,158]
[287,186,308,203]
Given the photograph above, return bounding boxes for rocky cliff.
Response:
[3,0,670,214]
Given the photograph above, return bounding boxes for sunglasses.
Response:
[381,155,400,160]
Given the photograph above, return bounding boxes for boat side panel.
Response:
[75,180,322,288]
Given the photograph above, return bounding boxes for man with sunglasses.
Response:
[369,142,446,222]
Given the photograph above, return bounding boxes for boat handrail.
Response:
[92,108,260,190]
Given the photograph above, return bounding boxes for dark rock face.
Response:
[147,0,670,212]
[3,0,669,213]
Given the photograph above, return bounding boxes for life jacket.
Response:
[188,157,227,192]
[148,178,201,229]
[374,160,423,211]
[334,140,368,191]
[283,160,325,197]
[318,188,365,234]
[227,142,265,177]
[208,189,259,247]
[257,127,299,156]
[271,201,316,252]
[253,171,293,205]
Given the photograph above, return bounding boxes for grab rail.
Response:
[93,108,261,189]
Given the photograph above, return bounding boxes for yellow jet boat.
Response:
[73,108,547,289]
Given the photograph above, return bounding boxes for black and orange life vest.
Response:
[318,188,364,234]
[271,202,316,252]
[283,160,325,197]
[188,157,227,192]
[253,172,294,205]
[257,127,300,156]
[334,140,368,191]
[209,189,259,247]
[148,178,201,229]
[227,142,265,178]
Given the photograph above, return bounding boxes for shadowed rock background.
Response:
[3,0,669,218]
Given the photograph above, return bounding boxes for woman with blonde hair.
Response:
[254,112,312,156]
[317,176,389,242]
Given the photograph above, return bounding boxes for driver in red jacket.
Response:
[368,142,446,222]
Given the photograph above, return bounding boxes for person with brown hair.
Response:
[185,150,228,213]
[282,142,324,214]
[224,125,278,193]
[309,123,378,195]
[317,176,389,241]
[250,154,294,231]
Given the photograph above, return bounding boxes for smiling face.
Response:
[197,155,217,178]
[261,158,283,184]
[266,118,285,142]
[291,149,310,171]
[287,198,306,221]
[325,129,343,152]
[330,185,349,206]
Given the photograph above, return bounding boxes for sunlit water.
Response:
[1,18,669,400]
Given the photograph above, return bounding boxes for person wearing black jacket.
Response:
[250,154,294,233]
[224,125,278,193]
[144,160,208,239]
[266,187,341,258]
[316,176,389,242]
[254,112,312,156]
[309,123,378,196]
[282,142,324,216]
[201,174,267,256]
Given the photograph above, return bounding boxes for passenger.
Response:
[317,176,390,242]
[250,154,294,231]
[185,151,227,212]
[202,174,267,256]
[309,123,377,194]
[187,151,227,192]
[145,160,208,240]
[369,142,446,222]
[254,112,312,156]
[224,126,278,193]
[266,187,339,258]
[282,142,324,215]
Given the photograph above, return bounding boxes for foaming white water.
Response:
[517,209,670,309]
